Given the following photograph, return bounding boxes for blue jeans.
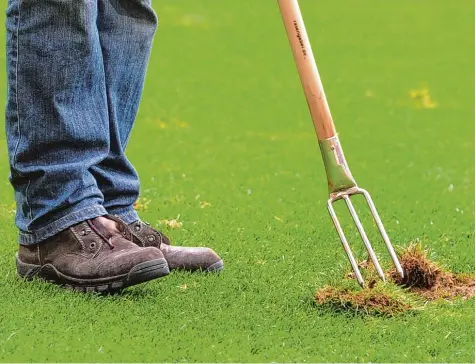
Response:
[5,0,157,245]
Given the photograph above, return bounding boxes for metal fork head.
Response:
[326,186,404,287]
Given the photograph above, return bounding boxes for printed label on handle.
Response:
[293,20,307,59]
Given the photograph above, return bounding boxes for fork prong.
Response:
[343,195,386,282]
[327,199,365,287]
[361,189,404,278]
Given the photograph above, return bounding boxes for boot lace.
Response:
[87,220,115,250]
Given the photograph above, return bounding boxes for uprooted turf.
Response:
[315,243,475,317]
[315,282,420,317]
[391,243,475,300]
[0,0,474,362]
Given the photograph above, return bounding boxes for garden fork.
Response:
[277,0,404,287]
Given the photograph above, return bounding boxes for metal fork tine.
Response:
[343,195,386,281]
[361,189,404,278]
[327,199,365,287]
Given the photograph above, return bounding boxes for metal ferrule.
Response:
[319,135,357,195]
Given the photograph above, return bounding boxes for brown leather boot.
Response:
[122,219,223,272]
[16,216,169,293]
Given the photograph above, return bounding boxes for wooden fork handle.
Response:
[277,0,336,140]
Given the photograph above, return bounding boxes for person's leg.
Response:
[91,0,158,224]
[6,0,170,291]
[93,1,223,272]
[5,0,109,244]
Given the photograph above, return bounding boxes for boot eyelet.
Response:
[90,241,96,249]
[135,225,141,231]
[81,228,91,236]
[148,235,155,242]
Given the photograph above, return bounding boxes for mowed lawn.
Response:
[0,0,474,362]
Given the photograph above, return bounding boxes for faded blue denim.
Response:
[5,0,157,245]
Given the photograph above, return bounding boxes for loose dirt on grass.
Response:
[315,243,474,316]
[388,242,475,300]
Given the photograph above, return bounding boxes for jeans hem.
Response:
[19,204,107,245]
[109,208,139,224]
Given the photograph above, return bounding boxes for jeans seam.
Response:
[12,0,33,221]
[25,178,32,220]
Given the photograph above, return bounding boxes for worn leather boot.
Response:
[16,216,169,293]
[122,219,223,272]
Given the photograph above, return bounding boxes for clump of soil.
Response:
[315,286,414,316]
[389,242,474,300]
[315,242,474,316]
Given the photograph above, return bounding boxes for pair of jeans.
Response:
[5,0,157,245]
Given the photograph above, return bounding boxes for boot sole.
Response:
[205,259,224,272]
[16,254,169,293]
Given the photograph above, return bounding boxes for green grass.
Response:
[0,0,474,362]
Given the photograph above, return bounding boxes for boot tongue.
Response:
[89,217,119,240]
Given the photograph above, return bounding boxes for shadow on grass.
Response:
[2,273,164,302]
